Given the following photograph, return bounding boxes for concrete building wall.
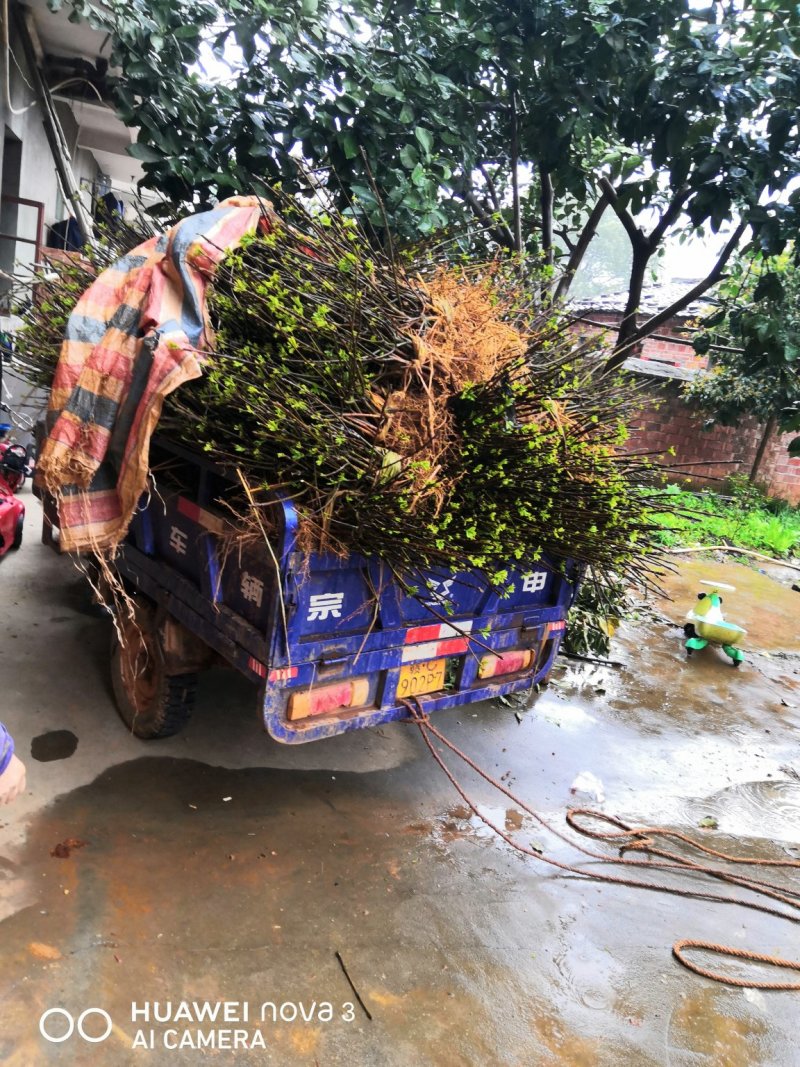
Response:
[3,21,59,225]
[1,18,100,251]
[1,19,99,444]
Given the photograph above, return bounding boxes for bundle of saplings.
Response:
[18,194,668,597]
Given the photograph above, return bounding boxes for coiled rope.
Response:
[402,699,800,990]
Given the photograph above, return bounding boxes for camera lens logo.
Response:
[39,1008,112,1043]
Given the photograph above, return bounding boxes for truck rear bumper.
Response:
[261,627,564,743]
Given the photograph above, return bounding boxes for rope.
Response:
[673,941,800,990]
[401,699,800,990]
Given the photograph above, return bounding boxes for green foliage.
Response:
[686,249,800,452]
[14,192,679,593]
[649,483,800,558]
[563,573,630,658]
[49,0,800,283]
[156,199,670,586]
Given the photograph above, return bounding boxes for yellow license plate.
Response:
[397,658,446,699]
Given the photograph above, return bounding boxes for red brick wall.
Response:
[580,313,705,371]
[639,328,706,373]
[623,381,800,505]
[576,312,800,504]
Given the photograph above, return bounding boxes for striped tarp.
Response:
[37,196,272,553]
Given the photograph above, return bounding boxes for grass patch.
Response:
[650,480,800,558]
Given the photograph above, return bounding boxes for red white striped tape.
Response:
[404,620,473,644]
[401,620,473,664]
[177,496,228,535]
[267,665,298,682]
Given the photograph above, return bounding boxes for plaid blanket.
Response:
[37,196,271,553]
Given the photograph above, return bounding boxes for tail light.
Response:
[288,678,370,721]
[477,648,533,680]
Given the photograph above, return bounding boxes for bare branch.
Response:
[605,221,748,370]
[554,227,576,252]
[478,163,501,214]
[646,184,691,251]
[540,169,554,266]
[457,186,515,250]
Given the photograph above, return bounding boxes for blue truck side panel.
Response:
[119,439,578,743]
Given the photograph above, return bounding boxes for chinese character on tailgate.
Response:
[424,577,454,604]
[522,571,547,593]
[169,525,188,556]
[241,571,264,607]
[307,592,344,621]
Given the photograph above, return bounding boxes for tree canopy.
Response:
[52,0,800,350]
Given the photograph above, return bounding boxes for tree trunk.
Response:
[509,85,522,254]
[540,170,553,266]
[749,414,777,484]
[613,244,650,357]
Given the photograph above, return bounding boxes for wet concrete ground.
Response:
[1,491,800,1065]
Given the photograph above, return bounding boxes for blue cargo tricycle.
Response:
[41,435,578,743]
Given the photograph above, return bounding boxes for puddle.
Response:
[688,779,800,844]
[665,984,770,1067]
[655,557,800,654]
[30,730,79,762]
[437,804,529,844]
[541,704,597,729]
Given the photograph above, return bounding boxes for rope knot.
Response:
[399,697,430,724]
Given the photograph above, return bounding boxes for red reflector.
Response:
[308,682,351,716]
[478,649,533,680]
[287,678,370,721]
[436,637,469,657]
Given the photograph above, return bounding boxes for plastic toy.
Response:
[684,580,746,666]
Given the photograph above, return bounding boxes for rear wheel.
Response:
[10,513,23,550]
[110,597,197,738]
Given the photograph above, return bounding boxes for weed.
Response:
[649,486,800,558]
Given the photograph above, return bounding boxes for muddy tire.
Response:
[683,622,696,638]
[10,514,23,550]
[110,597,196,739]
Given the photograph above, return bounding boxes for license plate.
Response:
[397,658,446,699]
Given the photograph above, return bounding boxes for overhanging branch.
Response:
[457,186,515,250]
[646,185,691,251]
[599,177,647,253]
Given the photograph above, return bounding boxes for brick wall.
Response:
[623,379,800,505]
[576,312,800,504]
